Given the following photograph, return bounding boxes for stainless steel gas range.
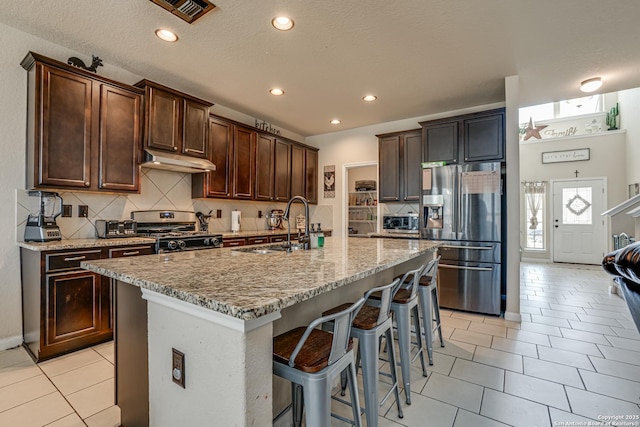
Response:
[131,210,222,253]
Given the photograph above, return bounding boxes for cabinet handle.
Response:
[84,181,90,187]
[122,251,140,256]
[64,255,87,261]
[173,147,178,151]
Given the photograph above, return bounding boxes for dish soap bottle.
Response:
[317,223,325,248]
[309,223,318,249]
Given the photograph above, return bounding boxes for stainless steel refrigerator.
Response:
[420,162,502,315]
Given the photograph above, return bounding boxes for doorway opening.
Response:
[551,177,607,264]
[343,162,378,238]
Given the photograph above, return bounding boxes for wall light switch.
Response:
[62,205,72,217]
[172,348,185,388]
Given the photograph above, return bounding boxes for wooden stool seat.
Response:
[274,327,354,373]
[323,303,381,330]
[369,288,413,304]
[419,276,433,286]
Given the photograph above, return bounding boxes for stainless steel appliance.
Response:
[95,220,138,238]
[421,162,503,315]
[382,213,419,233]
[24,191,63,242]
[131,210,222,253]
[266,209,284,230]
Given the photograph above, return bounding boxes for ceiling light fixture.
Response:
[272,16,294,31]
[580,77,602,93]
[362,95,377,102]
[330,119,341,125]
[155,28,178,42]
[269,88,285,96]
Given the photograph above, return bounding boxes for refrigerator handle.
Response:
[456,168,462,240]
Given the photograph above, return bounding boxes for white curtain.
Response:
[523,182,546,229]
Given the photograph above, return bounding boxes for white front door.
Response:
[552,179,606,264]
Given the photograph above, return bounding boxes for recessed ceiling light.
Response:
[330,119,341,125]
[272,16,294,31]
[580,77,602,93]
[155,28,178,42]
[269,88,285,96]
[362,95,377,102]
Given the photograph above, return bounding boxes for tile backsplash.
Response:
[16,168,333,240]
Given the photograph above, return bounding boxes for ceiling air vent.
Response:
[150,0,216,24]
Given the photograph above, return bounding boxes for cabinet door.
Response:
[232,125,256,199]
[182,99,209,158]
[305,149,318,204]
[402,131,422,201]
[463,112,504,162]
[200,117,233,198]
[45,270,102,346]
[146,86,181,152]
[423,121,459,164]
[379,135,401,202]
[98,84,141,192]
[274,139,292,201]
[38,64,92,188]
[255,134,275,200]
[291,144,306,198]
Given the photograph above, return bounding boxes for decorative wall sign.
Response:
[324,165,335,198]
[541,148,590,164]
[254,119,281,136]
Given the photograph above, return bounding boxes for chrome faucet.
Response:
[283,196,310,251]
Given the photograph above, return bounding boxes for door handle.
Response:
[439,264,493,272]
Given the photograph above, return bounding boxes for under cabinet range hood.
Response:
[141,149,216,173]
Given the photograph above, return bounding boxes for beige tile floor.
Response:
[1,262,640,426]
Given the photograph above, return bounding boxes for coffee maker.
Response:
[24,191,63,242]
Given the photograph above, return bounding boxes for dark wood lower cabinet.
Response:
[20,244,153,362]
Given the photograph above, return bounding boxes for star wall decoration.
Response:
[523,117,548,140]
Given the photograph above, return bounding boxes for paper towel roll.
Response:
[231,210,241,232]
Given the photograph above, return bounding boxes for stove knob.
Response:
[211,237,220,247]
[203,238,211,246]
[168,240,178,250]
[178,240,186,249]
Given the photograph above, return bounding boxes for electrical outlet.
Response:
[62,205,72,217]
[216,209,222,218]
[78,205,89,218]
[172,348,185,388]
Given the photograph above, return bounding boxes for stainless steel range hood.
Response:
[141,149,216,173]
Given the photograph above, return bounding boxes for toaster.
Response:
[95,220,138,238]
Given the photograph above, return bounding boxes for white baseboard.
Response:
[504,311,522,322]
[0,335,23,351]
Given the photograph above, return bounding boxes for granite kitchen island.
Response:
[82,237,440,427]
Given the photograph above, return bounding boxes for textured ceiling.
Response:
[2,0,640,136]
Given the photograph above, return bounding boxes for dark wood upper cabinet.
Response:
[421,108,505,164]
[135,79,212,159]
[305,149,318,204]
[378,135,402,202]
[274,139,292,202]
[192,116,233,198]
[98,85,141,191]
[402,131,422,201]
[291,144,306,199]
[232,125,256,199]
[255,133,275,201]
[21,52,143,193]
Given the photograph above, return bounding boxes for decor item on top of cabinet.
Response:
[522,117,548,141]
[324,165,335,198]
[606,103,619,130]
[67,55,103,73]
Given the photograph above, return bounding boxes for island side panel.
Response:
[146,300,274,427]
[116,280,149,427]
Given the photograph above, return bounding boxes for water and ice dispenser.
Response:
[423,195,443,229]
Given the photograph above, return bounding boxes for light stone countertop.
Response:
[220,229,332,238]
[81,237,440,320]
[366,232,420,239]
[18,237,157,251]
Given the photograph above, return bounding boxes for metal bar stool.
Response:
[322,278,405,427]
[369,265,428,405]
[273,298,366,427]
[417,256,445,365]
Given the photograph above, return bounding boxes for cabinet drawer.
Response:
[109,245,155,258]
[247,237,269,245]
[46,249,102,273]
[269,235,287,243]
[223,238,246,247]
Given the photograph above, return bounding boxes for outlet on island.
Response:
[78,205,89,218]
[172,348,185,388]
